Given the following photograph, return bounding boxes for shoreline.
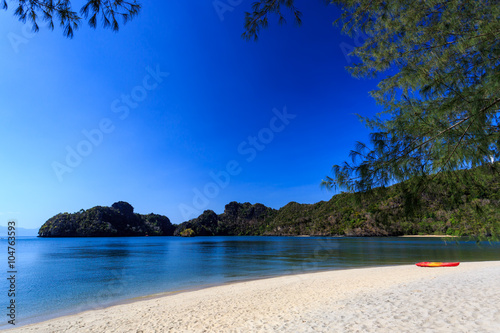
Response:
[6,261,500,332]
[4,265,377,330]
[397,234,459,238]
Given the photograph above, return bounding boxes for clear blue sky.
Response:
[0,1,381,229]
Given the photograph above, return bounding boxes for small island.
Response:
[38,201,175,237]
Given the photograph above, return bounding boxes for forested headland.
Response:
[39,164,499,238]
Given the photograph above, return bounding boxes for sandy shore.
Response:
[8,261,500,333]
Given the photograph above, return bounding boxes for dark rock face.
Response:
[173,210,218,236]
[38,202,175,237]
[173,202,277,236]
[141,213,176,236]
[111,201,134,217]
[218,202,277,235]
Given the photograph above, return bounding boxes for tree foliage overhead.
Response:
[242,0,307,41]
[2,0,141,37]
[245,0,500,203]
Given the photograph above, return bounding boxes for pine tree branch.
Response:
[432,118,475,179]
[409,97,500,155]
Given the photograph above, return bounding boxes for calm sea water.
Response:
[1,236,500,329]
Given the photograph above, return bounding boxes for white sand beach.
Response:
[9,261,500,333]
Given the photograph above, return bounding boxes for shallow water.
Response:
[1,236,499,328]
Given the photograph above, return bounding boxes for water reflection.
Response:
[4,236,500,328]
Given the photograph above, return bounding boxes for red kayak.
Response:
[416,262,460,267]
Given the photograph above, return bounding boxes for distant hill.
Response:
[38,201,175,237]
[175,164,500,238]
[39,165,500,238]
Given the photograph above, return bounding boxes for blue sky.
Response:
[0,1,381,229]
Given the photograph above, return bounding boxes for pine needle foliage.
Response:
[245,0,500,212]
[2,0,141,38]
[242,0,310,41]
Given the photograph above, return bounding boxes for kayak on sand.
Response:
[416,262,460,267]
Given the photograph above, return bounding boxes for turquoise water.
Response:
[1,236,500,328]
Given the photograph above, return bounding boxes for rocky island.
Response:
[38,201,175,237]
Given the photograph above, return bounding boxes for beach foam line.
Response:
[6,261,500,332]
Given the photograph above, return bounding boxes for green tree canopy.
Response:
[2,0,141,37]
[245,0,500,203]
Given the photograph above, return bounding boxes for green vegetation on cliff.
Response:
[179,228,195,237]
